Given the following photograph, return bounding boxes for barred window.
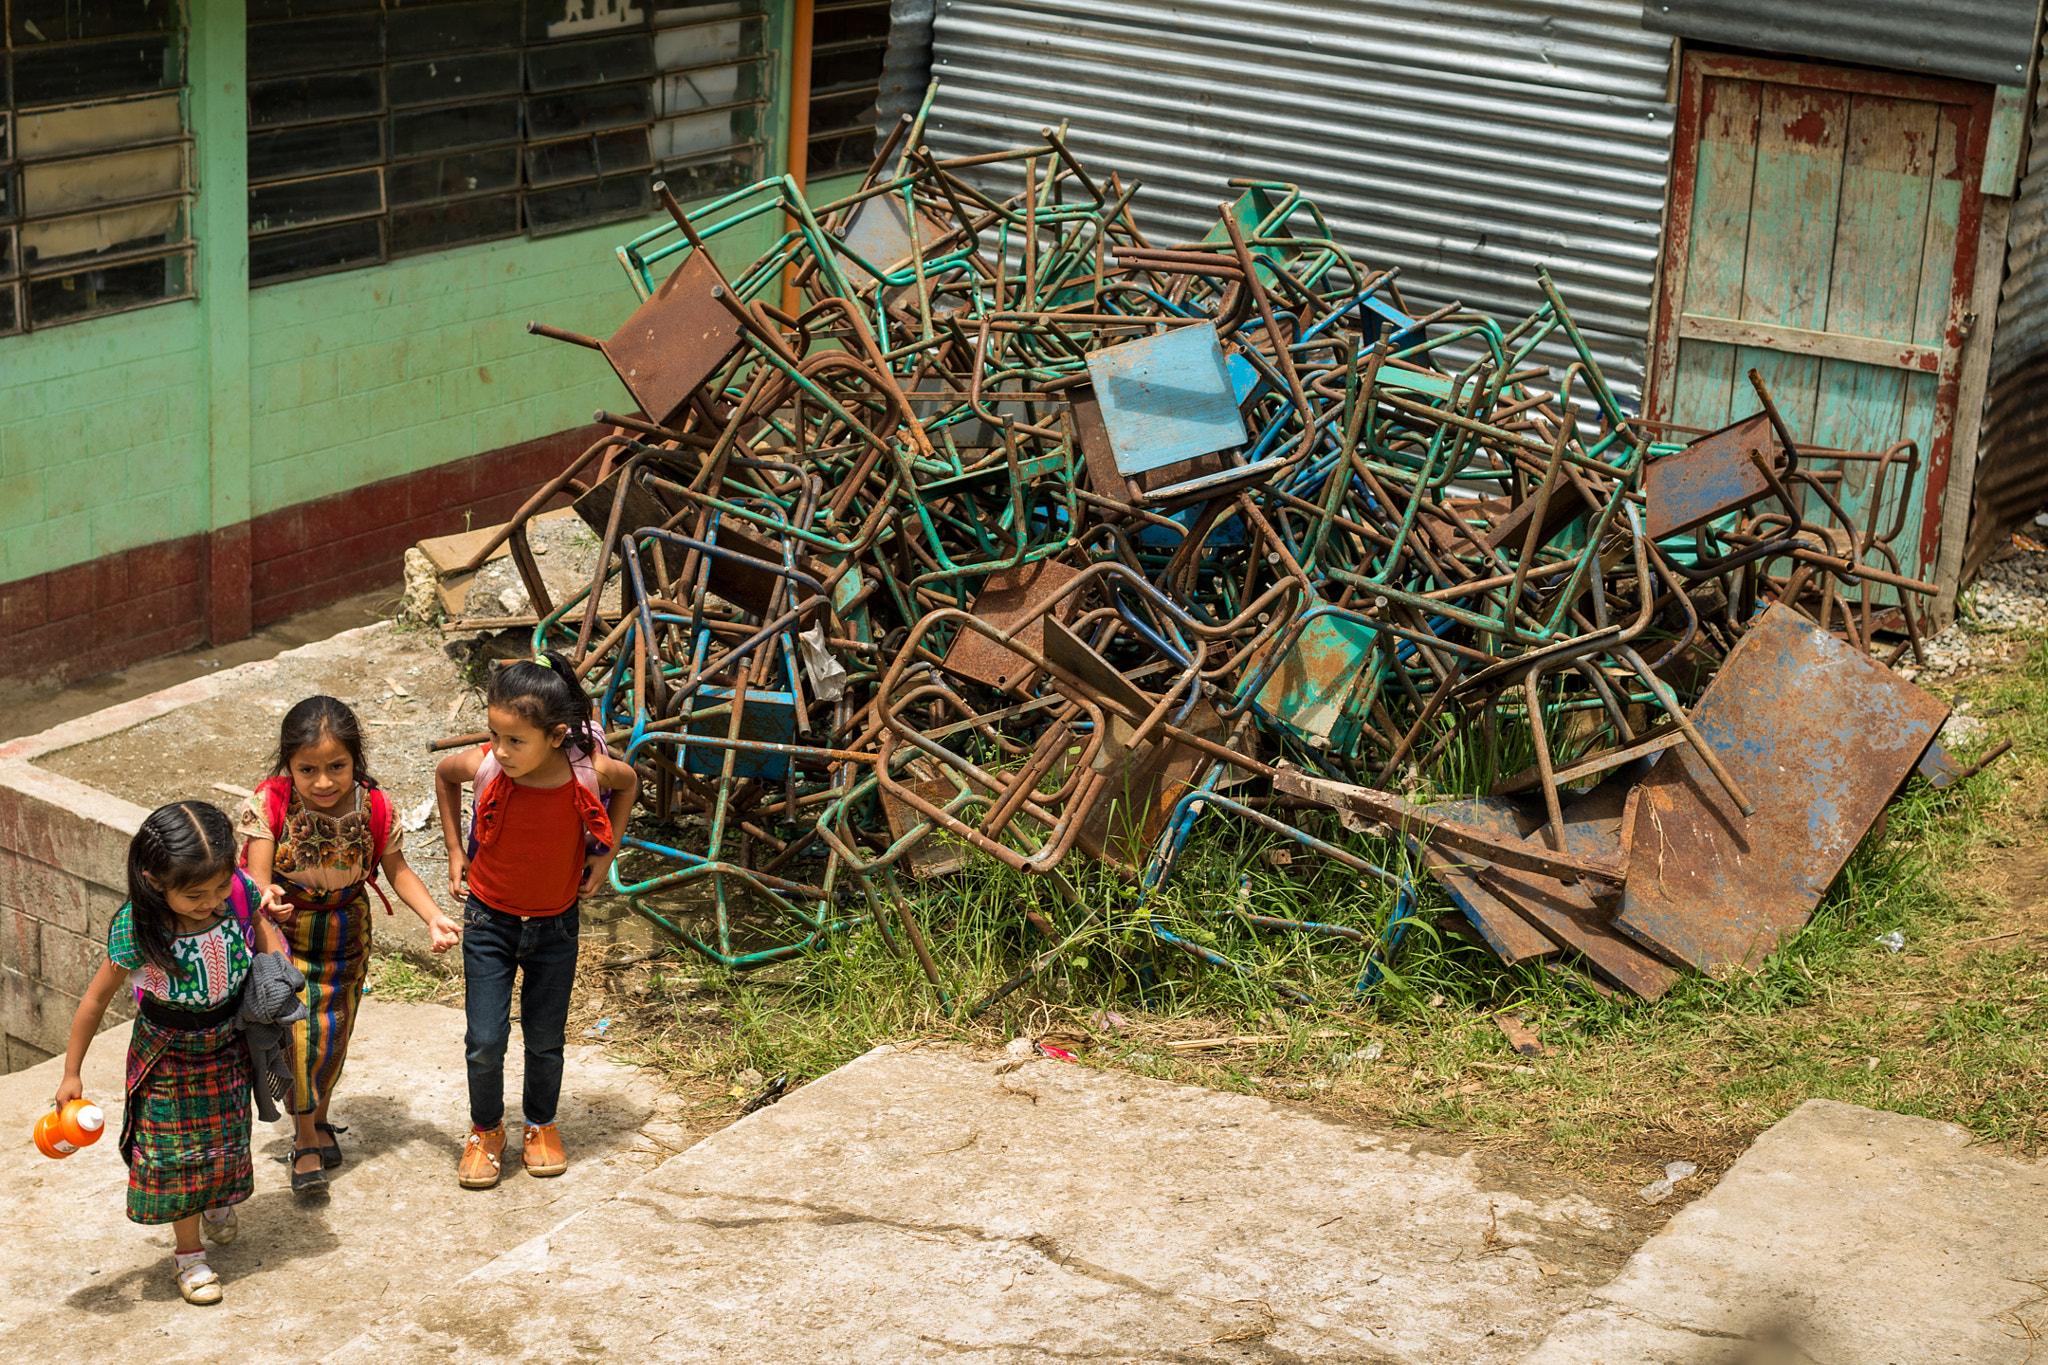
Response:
[805,0,887,180]
[0,0,194,335]
[247,0,770,287]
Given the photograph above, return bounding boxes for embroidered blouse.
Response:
[235,783,403,896]
[106,900,253,1006]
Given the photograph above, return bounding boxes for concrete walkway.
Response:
[14,1023,2043,1363]
[1523,1099,2048,1364]
[0,998,689,1363]
[331,1044,1634,1364]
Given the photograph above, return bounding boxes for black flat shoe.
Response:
[314,1122,348,1169]
[289,1149,329,1193]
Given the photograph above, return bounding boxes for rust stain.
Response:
[1781,109,1831,146]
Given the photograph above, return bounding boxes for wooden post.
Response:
[782,0,815,318]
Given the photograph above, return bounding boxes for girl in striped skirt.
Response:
[238,696,460,1192]
[56,801,291,1304]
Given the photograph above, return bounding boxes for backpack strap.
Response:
[469,738,614,858]
[467,743,496,862]
[236,777,293,871]
[226,872,261,951]
[363,786,397,916]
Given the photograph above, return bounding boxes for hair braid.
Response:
[126,801,240,976]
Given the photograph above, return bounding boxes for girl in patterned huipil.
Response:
[56,801,291,1305]
[238,696,459,1193]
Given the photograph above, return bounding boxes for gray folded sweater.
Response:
[237,951,307,1123]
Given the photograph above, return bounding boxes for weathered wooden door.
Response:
[1648,53,1995,588]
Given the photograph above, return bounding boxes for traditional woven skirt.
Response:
[121,1015,254,1224]
[281,884,372,1114]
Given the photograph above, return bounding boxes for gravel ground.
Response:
[464,512,614,624]
[1901,535,2048,684]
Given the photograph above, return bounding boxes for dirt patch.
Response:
[37,623,465,816]
[1951,828,2048,964]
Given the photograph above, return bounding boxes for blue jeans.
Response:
[462,896,579,1130]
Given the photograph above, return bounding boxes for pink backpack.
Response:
[467,735,613,861]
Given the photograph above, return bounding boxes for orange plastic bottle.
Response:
[33,1099,104,1159]
[59,1098,104,1148]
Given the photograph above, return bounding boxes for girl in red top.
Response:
[433,652,636,1189]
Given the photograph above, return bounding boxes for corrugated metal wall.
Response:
[1643,0,2035,88]
[874,0,936,142]
[922,0,1675,406]
[1970,33,2048,580]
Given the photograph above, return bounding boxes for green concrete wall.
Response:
[0,0,802,588]
[0,305,210,584]
[246,223,719,519]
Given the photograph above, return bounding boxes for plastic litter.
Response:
[1637,1160,1700,1205]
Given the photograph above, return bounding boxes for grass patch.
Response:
[583,633,2048,1184]
[363,951,461,1006]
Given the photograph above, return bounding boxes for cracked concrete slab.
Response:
[1521,1099,2048,1364]
[329,1044,1632,1364]
[0,998,690,1364]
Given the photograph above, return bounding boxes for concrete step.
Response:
[1521,1098,2048,1363]
[0,997,691,1360]
[326,1044,1641,1364]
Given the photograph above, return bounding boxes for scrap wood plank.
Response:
[418,506,577,576]
[1614,603,1948,976]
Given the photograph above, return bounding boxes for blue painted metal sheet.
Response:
[1615,603,1949,975]
[684,685,798,782]
[1251,611,1377,751]
[1084,321,1248,476]
[1642,410,1776,540]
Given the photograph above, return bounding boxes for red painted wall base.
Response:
[0,424,602,692]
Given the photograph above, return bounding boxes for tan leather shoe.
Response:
[458,1123,505,1189]
[522,1122,567,1177]
[175,1255,223,1305]
[200,1206,237,1245]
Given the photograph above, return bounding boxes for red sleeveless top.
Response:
[467,778,585,916]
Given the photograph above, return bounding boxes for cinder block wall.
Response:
[0,307,209,592]
[0,759,138,1073]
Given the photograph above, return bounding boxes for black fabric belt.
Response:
[140,987,243,1031]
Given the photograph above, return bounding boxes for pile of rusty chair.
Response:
[444,100,1973,1008]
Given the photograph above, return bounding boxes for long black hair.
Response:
[127,801,239,974]
[271,694,378,789]
[488,651,596,756]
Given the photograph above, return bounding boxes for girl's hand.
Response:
[259,882,296,924]
[53,1073,83,1107]
[580,851,616,895]
[425,914,461,953]
[447,848,469,902]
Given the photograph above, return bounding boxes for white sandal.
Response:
[175,1255,223,1305]
[201,1206,238,1246]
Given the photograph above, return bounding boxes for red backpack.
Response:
[240,777,398,914]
